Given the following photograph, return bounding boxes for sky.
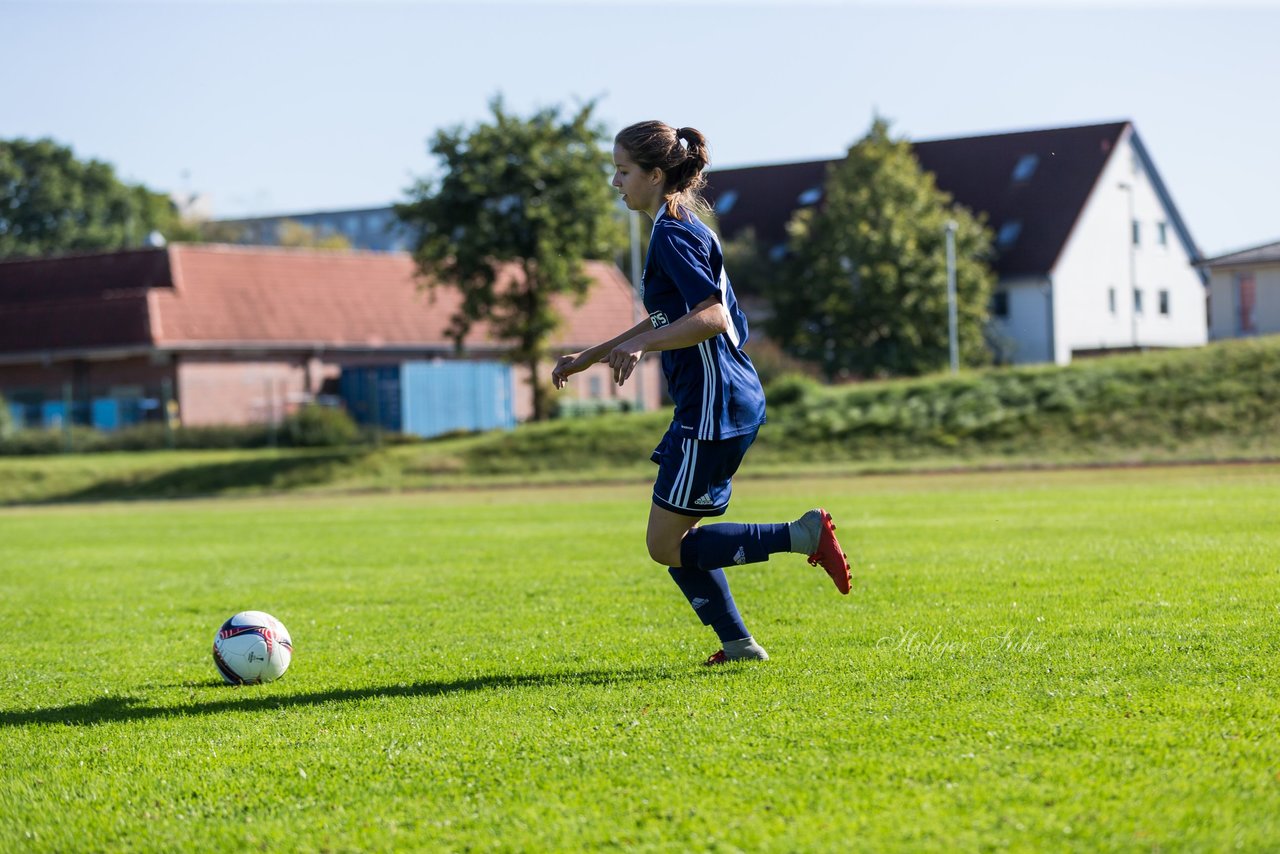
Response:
[2,0,1277,257]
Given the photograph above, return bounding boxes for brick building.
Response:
[0,244,658,429]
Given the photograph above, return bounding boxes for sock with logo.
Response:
[667,566,750,642]
[679,523,792,572]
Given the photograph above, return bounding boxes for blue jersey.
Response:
[642,208,766,440]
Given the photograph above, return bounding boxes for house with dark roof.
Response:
[0,244,657,430]
[1200,238,1280,340]
[704,121,1207,365]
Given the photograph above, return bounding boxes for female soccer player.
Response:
[552,120,851,665]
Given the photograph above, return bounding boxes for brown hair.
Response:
[615,120,711,220]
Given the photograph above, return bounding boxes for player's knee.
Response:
[646,530,681,567]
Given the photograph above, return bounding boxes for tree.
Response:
[0,138,187,259]
[396,97,625,421]
[767,119,996,379]
[277,219,352,250]
[720,227,779,301]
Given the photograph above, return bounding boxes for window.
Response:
[991,291,1009,318]
[996,220,1022,249]
[1011,154,1039,183]
[1159,289,1170,316]
[1157,222,1169,246]
[1133,288,1144,314]
[1108,287,1117,315]
[1131,220,1141,246]
[588,375,603,399]
[714,190,738,216]
[797,187,823,206]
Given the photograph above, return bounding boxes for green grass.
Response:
[2,465,1279,850]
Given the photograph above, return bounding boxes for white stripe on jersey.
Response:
[718,266,741,348]
[697,340,717,440]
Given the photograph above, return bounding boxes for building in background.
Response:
[0,244,658,434]
[703,121,1207,366]
[218,206,413,252]
[1201,239,1280,341]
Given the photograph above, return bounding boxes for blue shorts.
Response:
[651,422,759,517]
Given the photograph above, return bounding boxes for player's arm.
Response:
[551,316,655,390]
[607,295,729,386]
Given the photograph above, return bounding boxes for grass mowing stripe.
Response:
[1,465,1278,850]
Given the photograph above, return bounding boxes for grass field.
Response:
[2,465,1278,850]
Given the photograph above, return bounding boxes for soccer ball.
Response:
[212,611,293,685]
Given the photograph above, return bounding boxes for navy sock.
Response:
[679,523,791,572]
[667,566,750,643]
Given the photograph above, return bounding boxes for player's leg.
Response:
[650,431,769,664]
[660,430,853,594]
[649,503,764,661]
[683,508,853,595]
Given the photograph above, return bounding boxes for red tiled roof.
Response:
[0,244,639,357]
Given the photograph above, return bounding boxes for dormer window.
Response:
[714,190,739,216]
[1012,154,1039,183]
[997,220,1022,249]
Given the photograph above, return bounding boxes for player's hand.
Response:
[608,344,645,387]
[552,352,587,390]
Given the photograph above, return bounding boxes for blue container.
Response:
[41,401,67,428]
[339,365,403,432]
[92,398,121,431]
[339,361,514,438]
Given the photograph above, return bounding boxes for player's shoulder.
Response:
[654,209,713,248]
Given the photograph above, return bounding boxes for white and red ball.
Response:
[212,611,293,685]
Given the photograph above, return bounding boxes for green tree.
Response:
[720,227,779,300]
[768,119,996,379]
[277,219,352,250]
[396,97,625,421]
[0,137,187,259]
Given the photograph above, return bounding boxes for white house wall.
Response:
[1050,126,1206,365]
[989,276,1054,364]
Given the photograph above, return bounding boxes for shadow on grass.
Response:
[43,449,372,504]
[0,665,715,728]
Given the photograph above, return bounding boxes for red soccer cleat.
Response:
[704,650,728,666]
[807,509,852,594]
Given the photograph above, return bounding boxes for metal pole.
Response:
[629,210,645,410]
[945,220,959,374]
[62,381,73,453]
[1119,182,1138,349]
[161,376,175,449]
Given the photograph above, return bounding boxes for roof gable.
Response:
[704,121,1133,278]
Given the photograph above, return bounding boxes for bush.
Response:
[0,395,14,439]
[764,373,819,408]
[281,404,361,447]
[553,398,634,419]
